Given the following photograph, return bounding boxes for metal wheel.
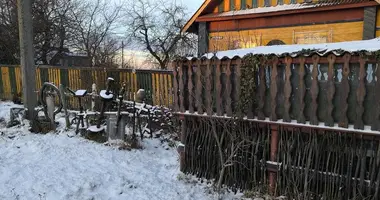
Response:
[39,82,63,118]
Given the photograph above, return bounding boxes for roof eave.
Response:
[196,1,379,22]
[182,0,213,33]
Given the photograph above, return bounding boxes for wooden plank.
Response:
[0,67,5,99]
[134,72,138,94]
[80,70,91,90]
[156,73,161,104]
[130,71,134,99]
[8,67,17,96]
[372,61,380,130]
[284,56,292,122]
[257,60,266,120]
[171,62,179,112]
[298,57,306,123]
[310,55,320,125]
[215,59,223,116]
[205,59,212,115]
[164,74,169,107]
[196,60,204,114]
[35,68,41,90]
[57,69,61,87]
[168,73,173,107]
[326,54,336,127]
[14,67,22,95]
[1,67,11,99]
[48,69,52,83]
[178,61,185,112]
[270,57,279,121]
[76,69,82,89]
[355,57,367,130]
[225,59,233,116]
[339,54,351,128]
[151,73,156,105]
[125,72,130,100]
[235,58,242,117]
[187,60,194,113]
[159,73,165,105]
[60,68,69,87]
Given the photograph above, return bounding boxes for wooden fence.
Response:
[0,65,173,108]
[172,53,380,199]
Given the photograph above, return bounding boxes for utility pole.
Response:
[17,0,37,120]
[121,41,124,68]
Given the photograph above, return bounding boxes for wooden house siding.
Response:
[184,0,378,54]
[209,21,364,51]
[376,7,380,37]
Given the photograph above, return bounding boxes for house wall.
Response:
[202,1,378,52]
[209,21,363,51]
[376,7,380,37]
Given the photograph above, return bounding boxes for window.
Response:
[277,0,283,5]
[290,0,296,4]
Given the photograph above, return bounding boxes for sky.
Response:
[179,0,204,17]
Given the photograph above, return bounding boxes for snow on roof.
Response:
[190,38,380,60]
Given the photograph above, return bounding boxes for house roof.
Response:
[182,0,213,34]
[184,38,380,60]
[183,0,379,34]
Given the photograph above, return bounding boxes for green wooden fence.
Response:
[0,65,174,108]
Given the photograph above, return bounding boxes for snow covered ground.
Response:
[0,102,243,200]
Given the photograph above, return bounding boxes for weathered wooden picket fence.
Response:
[172,39,380,199]
[0,65,173,108]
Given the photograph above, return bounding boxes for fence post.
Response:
[178,114,186,172]
[269,125,279,195]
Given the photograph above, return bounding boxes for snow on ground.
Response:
[0,102,243,200]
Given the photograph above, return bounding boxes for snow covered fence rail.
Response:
[171,38,380,199]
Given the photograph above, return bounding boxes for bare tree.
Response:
[0,0,19,64]
[125,0,196,69]
[69,0,122,67]
[94,36,121,68]
[33,0,77,64]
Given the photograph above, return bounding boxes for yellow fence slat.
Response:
[151,73,156,105]
[156,73,160,105]
[36,68,41,90]
[15,67,22,94]
[130,72,134,100]
[133,73,140,92]
[164,74,168,107]
[158,74,165,105]
[168,74,173,107]
[68,69,77,108]
[1,67,11,99]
